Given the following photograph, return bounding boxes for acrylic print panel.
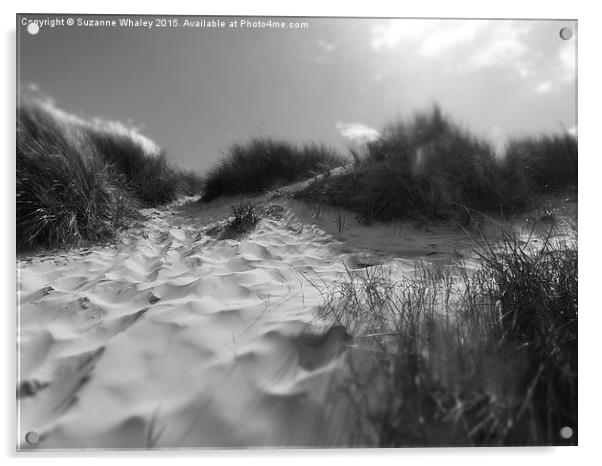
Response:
[16,14,577,450]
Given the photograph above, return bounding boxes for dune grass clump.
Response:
[202,137,347,201]
[220,202,261,239]
[206,202,262,240]
[503,133,578,191]
[179,170,205,197]
[228,202,260,234]
[299,105,577,223]
[17,101,137,251]
[17,98,202,252]
[85,126,196,206]
[17,140,137,252]
[319,226,577,446]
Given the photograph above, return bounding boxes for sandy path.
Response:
[18,192,507,450]
[17,200,361,449]
[16,183,576,451]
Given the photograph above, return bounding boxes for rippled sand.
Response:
[17,195,482,450]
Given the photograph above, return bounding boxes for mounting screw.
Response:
[25,431,40,445]
[559,27,573,40]
[26,23,40,35]
[560,426,574,439]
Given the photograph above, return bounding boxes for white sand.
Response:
[16,194,493,450]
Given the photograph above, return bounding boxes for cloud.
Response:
[316,39,336,53]
[336,122,380,144]
[307,39,338,64]
[370,19,535,77]
[418,22,487,57]
[461,22,532,72]
[558,42,576,81]
[370,19,487,55]
[536,81,553,94]
[25,97,86,128]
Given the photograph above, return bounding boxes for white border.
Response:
[3,0,600,464]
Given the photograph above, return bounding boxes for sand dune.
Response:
[17,198,364,449]
[18,192,503,450]
[20,192,572,450]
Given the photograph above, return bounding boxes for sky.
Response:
[17,15,577,172]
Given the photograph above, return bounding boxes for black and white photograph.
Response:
[15,8,580,452]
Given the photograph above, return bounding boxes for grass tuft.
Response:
[205,202,262,240]
[17,98,203,252]
[202,137,347,201]
[319,225,577,446]
[299,105,577,224]
[231,202,260,229]
[84,127,178,206]
[503,133,578,191]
